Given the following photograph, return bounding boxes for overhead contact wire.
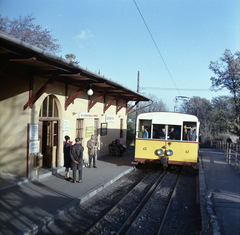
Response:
[133,0,181,96]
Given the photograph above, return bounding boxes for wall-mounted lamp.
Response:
[87,85,93,96]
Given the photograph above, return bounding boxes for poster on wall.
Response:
[63,120,70,139]
[100,123,107,136]
[29,124,38,141]
[29,140,40,154]
[86,126,93,137]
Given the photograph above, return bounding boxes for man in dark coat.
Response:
[70,137,84,183]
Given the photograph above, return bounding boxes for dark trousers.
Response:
[88,154,96,167]
[72,161,83,181]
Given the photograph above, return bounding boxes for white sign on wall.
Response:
[29,140,40,154]
[78,113,99,119]
[63,120,70,138]
[106,115,115,123]
[29,124,38,141]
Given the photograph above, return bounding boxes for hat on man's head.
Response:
[91,135,95,138]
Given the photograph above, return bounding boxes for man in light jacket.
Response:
[87,135,98,168]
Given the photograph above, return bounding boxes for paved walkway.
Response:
[0,149,135,235]
[1,147,239,235]
[199,148,240,235]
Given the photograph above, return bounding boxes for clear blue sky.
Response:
[1,0,239,110]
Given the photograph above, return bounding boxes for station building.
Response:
[0,32,150,178]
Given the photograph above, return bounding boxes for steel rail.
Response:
[83,171,163,235]
[116,171,168,235]
[157,171,182,235]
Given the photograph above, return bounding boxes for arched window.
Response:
[39,95,59,117]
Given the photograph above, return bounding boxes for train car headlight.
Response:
[165,149,173,156]
[156,149,164,156]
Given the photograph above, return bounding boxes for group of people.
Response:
[63,134,98,183]
[143,126,180,140]
[109,139,126,156]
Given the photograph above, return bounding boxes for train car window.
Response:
[153,124,166,139]
[183,122,197,141]
[139,120,151,138]
[168,125,181,140]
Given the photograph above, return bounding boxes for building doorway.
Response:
[39,95,59,168]
[40,120,58,168]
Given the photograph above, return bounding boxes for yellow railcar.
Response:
[134,112,200,167]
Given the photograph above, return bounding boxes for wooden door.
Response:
[41,121,58,168]
[52,121,58,167]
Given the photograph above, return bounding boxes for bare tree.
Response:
[181,96,213,142]
[180,95,239,141]
[126,94,166,144]
[0,14,61,53]
[211,96,235,136]
[209,49,240,118]
[138,94,167,113]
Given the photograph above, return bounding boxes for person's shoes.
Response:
[93,166,97,168]
[77,180,82,183]
[73,180,76,183]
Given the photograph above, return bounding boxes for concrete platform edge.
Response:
[16,167,134,235]
[199,154,221,235]
[0,167,66,192]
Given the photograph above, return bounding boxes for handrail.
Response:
[225,146,240,174]
[205,141,240,174]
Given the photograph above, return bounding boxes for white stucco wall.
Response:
[1,75,128,177]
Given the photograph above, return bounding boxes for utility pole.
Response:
[136,71,140,117]
[133,71,140,140]
[137,71,140,93]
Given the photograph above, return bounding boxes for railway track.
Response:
[37,166,201,235]
[84,169,182,235]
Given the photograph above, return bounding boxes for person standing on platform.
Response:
[70,137,84,183]
[87,135,98,168]
[63,135,71,180]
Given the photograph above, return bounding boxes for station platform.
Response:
[0,147,239,235]
[199,148,240,235]
[0,148,135,235]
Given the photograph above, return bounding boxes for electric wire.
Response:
[133,0,181,96]
[141,87,228,92]
[141,87,212,91]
